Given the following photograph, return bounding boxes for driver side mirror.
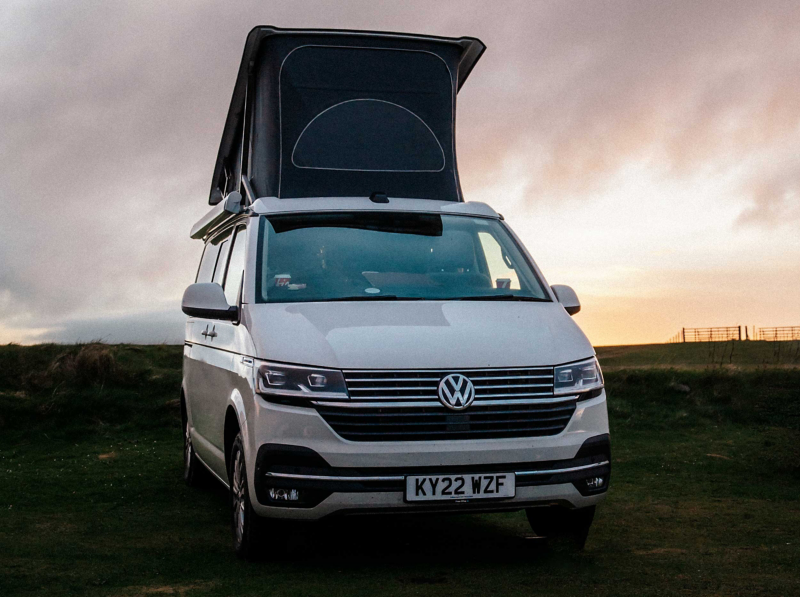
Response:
[182,283,238,320]
[551,284,581,316]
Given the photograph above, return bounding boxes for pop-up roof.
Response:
[209,26,486,205]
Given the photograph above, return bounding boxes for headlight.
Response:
[553,357,603,396]
[256,362,348,400]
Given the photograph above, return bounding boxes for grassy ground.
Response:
[1,343,799,596]
[596,339,800,369]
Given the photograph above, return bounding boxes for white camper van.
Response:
[182,26,609,558]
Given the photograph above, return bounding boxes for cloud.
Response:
[28,309,186,345]
[736,159,800,226]
[458,1,800,211]
[1,0,799,343]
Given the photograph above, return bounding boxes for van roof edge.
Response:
[249,196,500,219]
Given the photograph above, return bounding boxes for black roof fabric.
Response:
[210,27,485,204]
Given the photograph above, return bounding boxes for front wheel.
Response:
[525,505,596,551]
[229,434,263,559]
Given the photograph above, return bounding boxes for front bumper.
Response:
[247,391,610,520]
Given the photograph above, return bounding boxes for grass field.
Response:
[1,342,799,596]
[596,340,800,369]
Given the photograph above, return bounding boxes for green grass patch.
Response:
[597,340,800,368]
[1,344,799,596]
[0,344,182,442]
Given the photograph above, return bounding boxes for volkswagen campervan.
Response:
[181,27,609,558]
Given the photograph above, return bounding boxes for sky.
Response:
[1,0,799,346]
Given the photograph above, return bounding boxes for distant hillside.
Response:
[596,340,800,369]
[1,341,798,442]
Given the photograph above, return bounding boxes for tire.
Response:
[525,505,596,552]
[183,409,204,486]
[229,434,263,559]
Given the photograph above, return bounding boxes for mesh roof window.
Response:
[292,99,445,171]
[281,46,451,174]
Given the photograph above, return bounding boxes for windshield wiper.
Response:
[453,295,548,302]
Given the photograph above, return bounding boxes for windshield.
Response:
[256,212,549,303]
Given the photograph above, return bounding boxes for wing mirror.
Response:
[551,284,580,316]
[182,283,238,320]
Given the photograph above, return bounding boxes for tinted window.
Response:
[195,242,220,283]
[212,238,231,286]
[257,213,549,303]
[224,227,246,305]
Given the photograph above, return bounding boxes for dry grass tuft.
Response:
[25,344,118,390]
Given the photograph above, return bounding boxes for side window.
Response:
[212,238,232,286]
[195,242,221,283]
[212,238,231,286]
[223,227,247,305]
[477,232,521,290]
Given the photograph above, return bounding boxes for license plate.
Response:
[405,473,515,502]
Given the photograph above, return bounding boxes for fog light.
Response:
[268,487,300,501]
[585,476,605,490]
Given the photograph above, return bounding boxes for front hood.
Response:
[245,301,594,369]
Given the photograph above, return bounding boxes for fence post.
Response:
[682,327,685,343]
[738,325,742,341]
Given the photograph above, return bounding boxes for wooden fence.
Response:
[668,326,743,343]
[756,326,800,341]
[668,326,800,342]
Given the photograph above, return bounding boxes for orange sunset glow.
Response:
[1,1,798,345]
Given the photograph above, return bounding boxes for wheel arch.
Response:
[180,387,188,426]
[224,389,248,478]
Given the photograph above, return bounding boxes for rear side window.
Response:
[212,238,231,286]
[196,243,221,283]
[223,227,247,304]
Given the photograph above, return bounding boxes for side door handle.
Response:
[200,325,209,339]
[206,325,218,340]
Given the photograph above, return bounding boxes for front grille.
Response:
[343,367,555,402]
[316,400,577,442]
[315,367,573,442]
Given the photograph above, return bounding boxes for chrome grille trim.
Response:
[345,375,553,382]
[516,461,610,476]
[343,367,556,404]
[345,377,441,383]
[261,460,610,482]
[264,472,406,482]
[311,396,578,409]
[345,367,553,373]
[319,367,568,441]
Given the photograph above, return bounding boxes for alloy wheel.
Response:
[232,450,246,545]
[184,423,193,473]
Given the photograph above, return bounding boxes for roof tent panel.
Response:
[211,27,486,205]
[278,44,456,200]
[291,99,446,172]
